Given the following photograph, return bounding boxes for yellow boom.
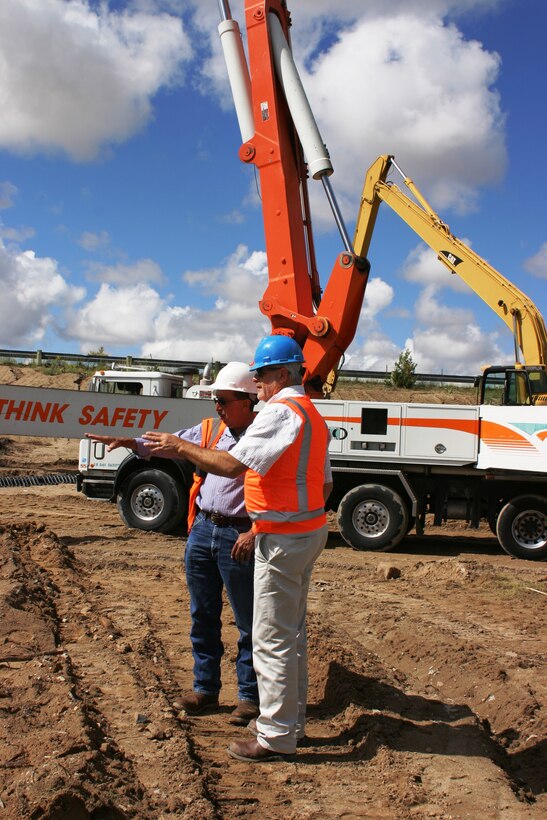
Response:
[354,154,547,368]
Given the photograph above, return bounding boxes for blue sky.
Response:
[0,0,545,375]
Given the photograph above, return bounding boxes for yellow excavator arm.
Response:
[354,154,547,368]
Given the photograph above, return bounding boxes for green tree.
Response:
[87,346,109,358]
[390,348,417,388]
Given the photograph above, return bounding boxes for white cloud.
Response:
[344,333,401,373]
[523,242,547,279]
[86,258,165,285]
[302,12,505,225]
[78,230,111,251]
[0,239,85,346]
[66,282,165,350]
[0,224,35,243]
[0,0,192,161]
[0,182,17,209]
[292,0,502,21]
[408,323,504,374]
[414,286,475,328]
[360,277,394,322]
[402,244,473,293]
[142,245,270,361]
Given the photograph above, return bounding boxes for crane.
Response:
[217,0,369,396]
[354,154,547,403]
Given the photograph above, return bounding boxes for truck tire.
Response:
[337,484,409,552]
[117,469,186,533]
[496,495,547,560]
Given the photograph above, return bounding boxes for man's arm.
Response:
[323,481,333,504]
[141,431,247,478]
[84,434,136,453]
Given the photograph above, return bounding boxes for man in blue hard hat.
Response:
[141,335,333,762]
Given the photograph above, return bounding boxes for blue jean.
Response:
[184,512,258,703]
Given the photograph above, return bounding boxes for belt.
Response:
[200,510,251,528]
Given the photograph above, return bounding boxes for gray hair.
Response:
[284,362,304,385]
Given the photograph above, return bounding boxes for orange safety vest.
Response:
[187,417,226,531]
[244,395,328,534]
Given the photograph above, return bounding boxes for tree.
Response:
[389,348,417,388]
[87,346,109,358]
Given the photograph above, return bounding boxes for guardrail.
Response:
[0,348,476,386]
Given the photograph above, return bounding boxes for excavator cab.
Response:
[479,365,547,406]
[528,369,547,405]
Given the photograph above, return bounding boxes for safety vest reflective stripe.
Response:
[252,507,326,523]
[187,417,225,530]
[245,395,328,533]
[287,397,311,512]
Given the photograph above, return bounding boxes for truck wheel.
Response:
[337,484,409,552]
[496,495,547,560]
[117,469,186,533]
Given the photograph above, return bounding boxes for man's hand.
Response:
[85,434,136,453]
[231,529,255,563]
[141,431,185,459]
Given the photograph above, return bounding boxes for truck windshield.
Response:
[95,380,143,396]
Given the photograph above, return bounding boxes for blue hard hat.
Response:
[250,335,305,370]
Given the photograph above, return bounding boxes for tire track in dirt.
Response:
[45,529,223,818]
[0,522,160,817]
[1,485,546,818]
[310,555,547,808]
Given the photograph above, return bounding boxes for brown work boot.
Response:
[229,700,259,726]
[227,738,294,763]
[247,718,309,747]
[173,692,219,716]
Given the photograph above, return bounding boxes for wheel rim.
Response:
[130,484,164,522]
[352,499,390,539]
[511,508,547,551]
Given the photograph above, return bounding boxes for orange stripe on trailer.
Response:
[537,430,547,441]
[401,417,479,434]
[480,420,534,448]
[481,440,535,448]
[325,415,478,434]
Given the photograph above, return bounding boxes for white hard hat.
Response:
[209,362,258,395]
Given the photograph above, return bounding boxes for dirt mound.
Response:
[0,364,92,391]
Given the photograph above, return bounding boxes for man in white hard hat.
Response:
[86,362,260,727]
[140,337,332,762]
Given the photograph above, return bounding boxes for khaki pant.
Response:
[253,525,329,753]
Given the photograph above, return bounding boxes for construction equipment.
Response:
[218,0,369,397]
[0,367,214,533]
[216,0,547,560]
[1,0,546,560]
[354,154,547,404]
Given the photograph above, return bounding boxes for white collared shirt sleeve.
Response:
[231,386,332,482]
[231,400,302,476]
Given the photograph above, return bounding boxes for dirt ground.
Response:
[0,368,546,818]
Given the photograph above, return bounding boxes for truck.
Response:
[0,365,215,533]
[76,365,218,533]
[214,0,547,561]
[1,0,546,560]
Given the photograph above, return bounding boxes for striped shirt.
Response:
[135,423,248,517]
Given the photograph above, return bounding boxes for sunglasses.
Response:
[253,366,283,379]
[213,395,245,406]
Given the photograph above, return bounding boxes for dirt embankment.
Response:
[0,366,545,818]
